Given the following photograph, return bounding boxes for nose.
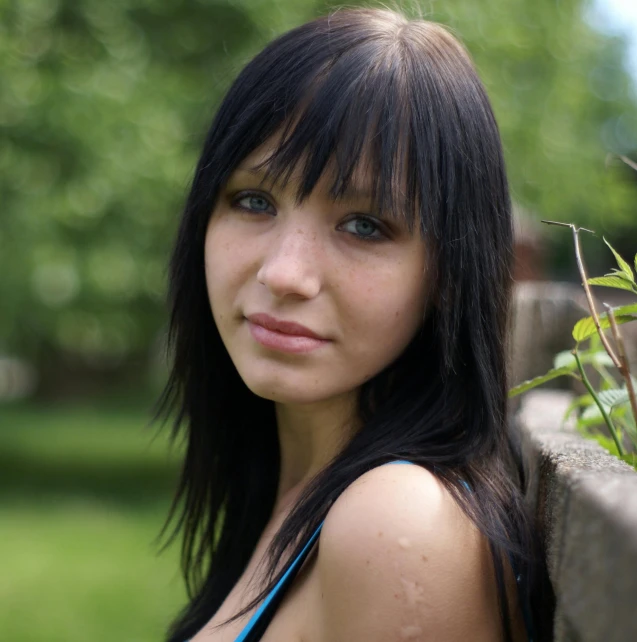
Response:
[256,223,322,299]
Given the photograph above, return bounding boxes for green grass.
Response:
[0,401,188,641]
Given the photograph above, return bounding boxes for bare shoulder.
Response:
[316,463,514,642]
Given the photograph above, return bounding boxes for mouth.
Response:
[246,313,326,339]
[245,313,330,354]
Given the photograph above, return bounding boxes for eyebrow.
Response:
[232,165,374,203]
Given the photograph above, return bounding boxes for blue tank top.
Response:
[187,460,535,641]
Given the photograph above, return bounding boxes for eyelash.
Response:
[230,191,388,243]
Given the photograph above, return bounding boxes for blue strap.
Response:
[234,519,324,641]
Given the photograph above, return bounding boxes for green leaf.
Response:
[553,349,613,370]
[608,268,634,281]
[580,393,630,424]
[573,316,595,342]
[589,332,602,351]
[572,303,637,342]
[597,388,630,408]
[580,404,607,423]
[562,394,594,424]
[586,276,637,293]
[591,351,615,367]
[508,366,573,397]
[606,303,637,316]
[553,350,577,370]
[604,237,634,281]
[634,253,637,274]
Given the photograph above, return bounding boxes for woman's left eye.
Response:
[233,192,274,214]
[339,216,386,241]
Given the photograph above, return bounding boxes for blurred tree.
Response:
[0,0,635,393]
[0,0,260,385]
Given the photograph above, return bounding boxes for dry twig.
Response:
[542,220,621,368]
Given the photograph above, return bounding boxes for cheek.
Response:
[374,284,425,346]
[353,252,427,325]
[204,221,241,323]
[343,262,428,365]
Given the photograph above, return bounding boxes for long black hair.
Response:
[157,7,553,641]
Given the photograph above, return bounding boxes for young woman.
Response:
[158,7,552,642]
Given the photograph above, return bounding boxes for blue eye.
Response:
[234,192,273,213]
[341,216,385,241]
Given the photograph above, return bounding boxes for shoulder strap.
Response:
[235,521,323,641]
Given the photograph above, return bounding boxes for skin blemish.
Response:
[398,537,411,549]
[400,624,423,639]
[378,531,383,538]
[420,554,428,563]
[400,577,425,607]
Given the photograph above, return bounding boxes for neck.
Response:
[273,392,359,511]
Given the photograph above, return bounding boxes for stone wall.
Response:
[515,390,637,642]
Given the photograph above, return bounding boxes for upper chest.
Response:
[190,524,323,642]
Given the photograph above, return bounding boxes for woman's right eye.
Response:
[232,191,274,214]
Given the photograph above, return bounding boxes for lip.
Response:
[245,313,329,354]
[246,313,326,339]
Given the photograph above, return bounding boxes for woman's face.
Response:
[204,141,430,406]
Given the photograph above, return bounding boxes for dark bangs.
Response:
[200,11,500,242]
[248,48,415,228]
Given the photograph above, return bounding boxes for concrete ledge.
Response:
[516,390,637,642]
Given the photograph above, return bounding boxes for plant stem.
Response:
[542,220,621,368]
[604,304,637,428]
[573,350,625,456]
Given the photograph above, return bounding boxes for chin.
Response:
[244,380,329,405]
[238,367,338,405]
